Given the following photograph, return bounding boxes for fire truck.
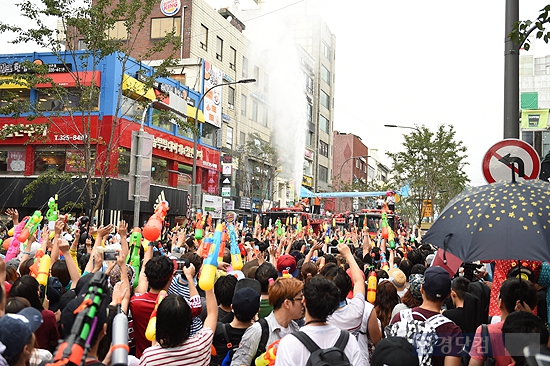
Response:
[333,209,401,237]
[260,207,325,234]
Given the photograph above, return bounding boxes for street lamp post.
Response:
[133,100,189,228]
[191,78,256,215]
[338,155,369,213]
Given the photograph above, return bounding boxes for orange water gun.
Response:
[143,201,169,242]
[194,210,204,240]
[145,290,167,341]
[381,212,389,239]
[29,248,45,278]
[367,270,377,303]
[255,339,280,366]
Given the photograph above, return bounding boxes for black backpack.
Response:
[292,330,351,366]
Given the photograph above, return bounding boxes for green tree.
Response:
[235,132,279,201]
[510,5,550,50]
[0,0,192,217]
[386,125,469,226]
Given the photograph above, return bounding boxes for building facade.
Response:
[0,51,217,224]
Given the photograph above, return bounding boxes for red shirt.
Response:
[130,292,159,358]
[36,309,60,352]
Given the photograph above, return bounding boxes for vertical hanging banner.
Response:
[203,61,223,128]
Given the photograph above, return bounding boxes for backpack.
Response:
[213,318,269,366]
[292,330,351,366]
[384,309,452,366]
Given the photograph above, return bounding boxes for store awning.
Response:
[122,74,156,101]
[35,71,101,88]
[186,104,205,123]
[0,76,29,89]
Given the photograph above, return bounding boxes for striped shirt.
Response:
[139,326,214,366]
[168,275,203,335]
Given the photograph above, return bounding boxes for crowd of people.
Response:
[0,206,548,366]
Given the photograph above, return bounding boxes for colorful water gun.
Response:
[142,201,169,242]
[228,222,243,270]
[381,212,389,239]
[281,270,291,278]
[255,339,280,366]
[285,216,290,227]
[367,270,377,303]
[111,302,128,366]
[46,195,59,231]
[388,227,396,250]
[199,223,223,291]
[145,290,167,341]
[201,235,213,260]
[37,253,51,303]
[206,212,212,230]
[127,227,142,288]
[380,252,389,272]
[4,220,26,261]
[275,219,282,236]
[194,210,204,240]
[29,248,45,278]
[18,210,43,243]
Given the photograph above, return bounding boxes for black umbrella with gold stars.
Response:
[422,179,550,262]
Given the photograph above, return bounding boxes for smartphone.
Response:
[175,258,190,274]
[103,250,117,262]
[328,246,339,255]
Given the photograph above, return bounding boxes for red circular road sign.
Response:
[482,139,541,183]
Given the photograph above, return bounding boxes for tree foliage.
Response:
[511,5,550,51]
[235,132,279,201]
[386,125,470,226]
[0,0,193,219]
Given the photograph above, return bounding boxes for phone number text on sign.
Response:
[53,134,88,141]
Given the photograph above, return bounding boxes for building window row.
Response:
[319,114,329,133]
[151,17,181,40]
[319,140,328,157]
[241,95,268,127]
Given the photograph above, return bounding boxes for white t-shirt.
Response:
[327,293,365,333]
[274,324,366,366]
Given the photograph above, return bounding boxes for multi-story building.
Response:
[332,131,368,212]
[0,51,209,224]
[519,54,550,158]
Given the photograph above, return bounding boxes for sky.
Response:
[1,0,550,188]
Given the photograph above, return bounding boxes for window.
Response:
[356,160,360,169]
[241,94,247,116]
[254,66,260,82]
[305,76,313,94]
[320,91,330,110]
[228,86,235,109]
[252,101,258,121]
[151,109,175,132]
[226,126,233,149]
[78,40,89,50]
[120,95,144,121]
[117,147,130,177]
[262,108,268,127]
[319,114,329,133]
[240,131,246,145]
[201,123,216,146]
[303,159,313,176]
[306,103,312,122]
[322,41,331,59]
[200,24,208,50]
[306,131,313,147]
[34,146,95,174]
[176,163,192,189]
[151,17,181,39]
[151,156,168,185]
[216,37,223,61]
[37,88,99,112]
[321,65,330,85]
[242,56,248,78]
[229,47,237,70]
[105,20,128,40]
[0,147,27,174]
[263,72,268,92]
[319,141,328,157]
[319,165,328,183]
[0,89,30,113]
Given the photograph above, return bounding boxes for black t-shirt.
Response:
[444,307,466,332]
[210,322,248,366]
[218,307,234,323]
